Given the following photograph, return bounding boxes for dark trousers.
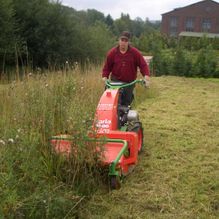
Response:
[111,76,135,106]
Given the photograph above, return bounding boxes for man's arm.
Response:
[132,47,150,77]
[135,49,150,87]
[102,48,115,79]
[138,55,150,77]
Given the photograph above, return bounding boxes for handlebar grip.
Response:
[105,79,144,89]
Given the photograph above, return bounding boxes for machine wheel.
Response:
[110,175,121,190]
[128,121,144,154]
[137,125,144,154]
[109,168,122,190]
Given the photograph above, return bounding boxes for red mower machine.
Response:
[51,79,145,189]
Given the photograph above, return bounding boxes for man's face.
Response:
[119,37,129,51]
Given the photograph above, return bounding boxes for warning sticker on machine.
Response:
[96,119,111,133]
[97,103,113,111]
[96,119,111,128]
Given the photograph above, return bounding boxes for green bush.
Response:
[192,46,218,78]
[152,46,218,78]
[172,47,193,77]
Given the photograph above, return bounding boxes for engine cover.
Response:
[127,110,139,121]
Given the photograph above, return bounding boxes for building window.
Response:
[217,18,219,32]
[202,18,211,32]
[170,16,178,27]
[169,16,178,36]
[185,17,195,32]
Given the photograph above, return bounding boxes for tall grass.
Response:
[0,66,104,218]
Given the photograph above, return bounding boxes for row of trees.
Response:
[0,0,112,70]
[0,0,218,78]
[152,45,218,78]
[133,32,219,78]
[0,0,160,75]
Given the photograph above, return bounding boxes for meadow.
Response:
[79,76,219,219]
[0,66,104,218]
[0,68,219,218]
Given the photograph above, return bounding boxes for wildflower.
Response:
[36,67,41,72]
[8,138,14,143]
[0,140,6,146]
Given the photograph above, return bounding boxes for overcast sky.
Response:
[60,0,213,20]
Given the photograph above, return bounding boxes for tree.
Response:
[0,0,15,49]
[12,0,86,67]
[131,17,144,37]
[0,0,17,75]
[113,13,132,36]
[151,41,164,76]
[12,0,51,66]
[87,22,115,62]
[105,14,114,29]
[172,46,192,76]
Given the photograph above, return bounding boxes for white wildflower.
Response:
[8,138,14,143]
[0,140,6,146]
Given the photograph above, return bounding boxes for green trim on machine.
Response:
[105,79,144,89]
[120,126,127,131]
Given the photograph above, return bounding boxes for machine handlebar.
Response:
[105,79,145,89]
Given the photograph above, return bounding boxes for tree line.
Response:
[0,0,160,77]
[135,33,219,78]
[0,0,218,79]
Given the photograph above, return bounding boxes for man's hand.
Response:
[143,75,150,88]
[102,77,107,82]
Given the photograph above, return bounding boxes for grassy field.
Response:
[0,72,219,218]
[78,76,219,218]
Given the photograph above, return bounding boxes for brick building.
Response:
[161,0,219,37]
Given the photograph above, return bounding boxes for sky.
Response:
[60,0,208,21]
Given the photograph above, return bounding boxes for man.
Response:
[102,31,150,106]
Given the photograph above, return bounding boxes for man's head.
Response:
[120,31,131,41]
[119,31,131,52]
